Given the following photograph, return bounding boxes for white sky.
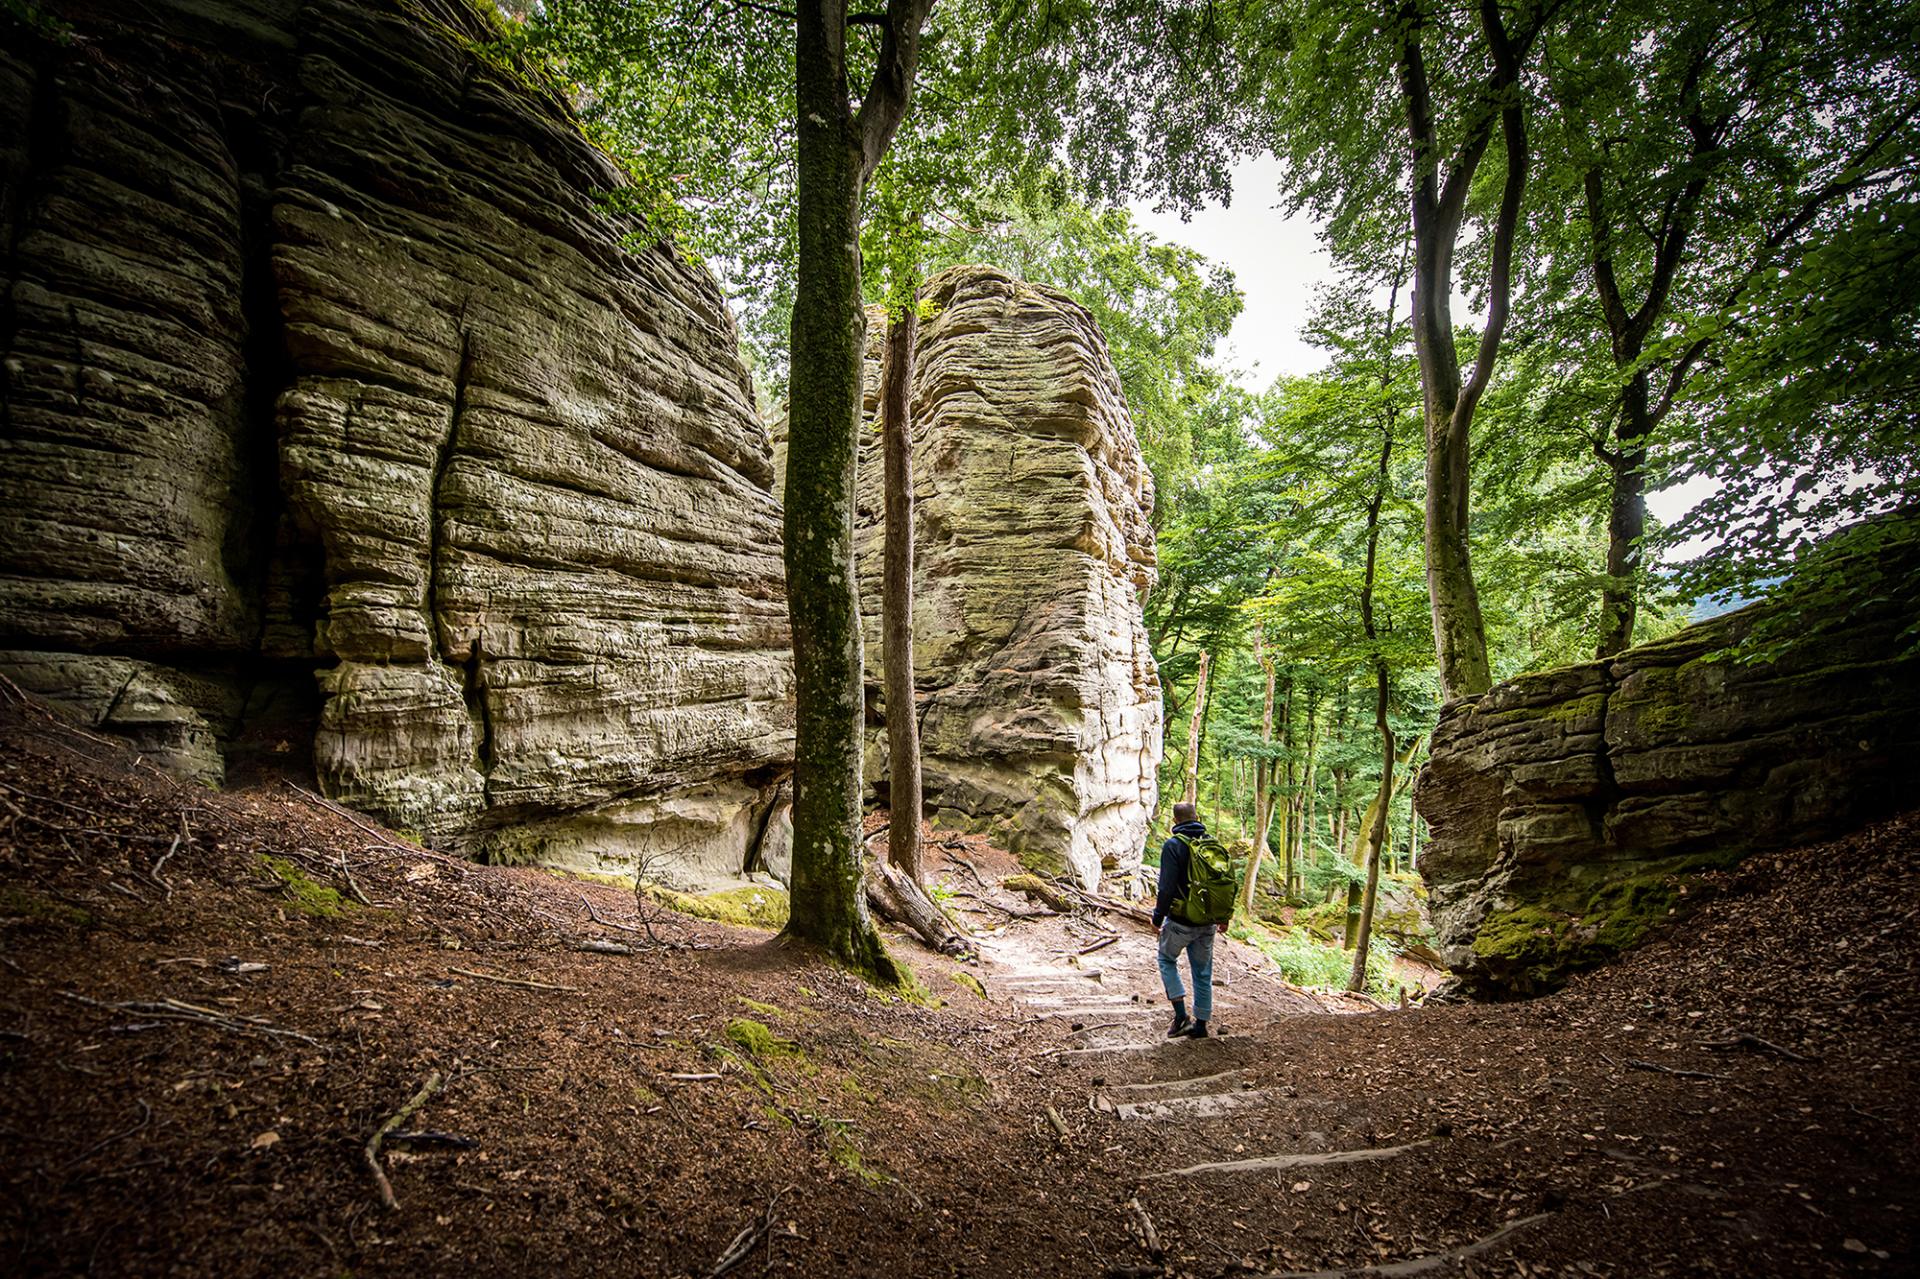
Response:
[1127,153,1704,539]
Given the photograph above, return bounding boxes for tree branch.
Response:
[852,0,936,184]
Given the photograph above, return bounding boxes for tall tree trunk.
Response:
[1241,633,1279,914]
[1396,0,1538,701]
[1347,689,1395,992]
[880,302,923,882]
[1180,649,1210,806]
[780,0,931,982]
[1300,691,1320,885]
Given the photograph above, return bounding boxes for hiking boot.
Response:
[1165,1010,1192,1038]
[1177,1019,1211,1039]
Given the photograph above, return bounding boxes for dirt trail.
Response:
[1,692,1915,1277]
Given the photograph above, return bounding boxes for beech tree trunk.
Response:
[1396,0,1539,701]
[780,0,931,982]
[880,303,923,882]
[1180,649,1210,806]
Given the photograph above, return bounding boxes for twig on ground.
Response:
[1699,1032,1813,1062]
[577,890,646,935]
[1626,1058,1727,1081]
[336,849,372,908]
[1126,1196,1163,1258]
[1070,936,1118,956]
[1044,1105,1071,1141]
[59,1100,151,1170]
[60,991,323,1047]
[366,1071,445,1211]
[149,817,186,898]
[709,1191,783,1279]
[447,967,580,994]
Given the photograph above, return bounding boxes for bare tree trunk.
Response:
[879,302,922,883]
[1347,701,1394,991]
[1242,634,1278,914]
[1180,650,1210,806]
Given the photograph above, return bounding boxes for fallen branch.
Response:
[577,890,645,935]
[1627,1058,1727,1082]
[60,992,323,1048]
[709,1191,782,1279]
[1125,1196,1162,1258]
[1070,935,1118,957]
[150,818,186,898]
[1700,1032,1812,1062]
[1044,1105,1071,1141]
[366,1071,444,1211]
[448,967,580,994]
[864,854,970,956]
[335,849,372,908]
[1003,874,1074,913]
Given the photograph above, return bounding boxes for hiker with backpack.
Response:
[1152,801,1237,1039]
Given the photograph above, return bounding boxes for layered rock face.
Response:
[0,0,793,881]
[848,267,1164,886]
[1417,515,1920,996]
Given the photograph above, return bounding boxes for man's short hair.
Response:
[1172,802,1198,825]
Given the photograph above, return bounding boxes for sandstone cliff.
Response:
[0,0,793,881]
[1416,514,1920,996]
[845,268,1164,886]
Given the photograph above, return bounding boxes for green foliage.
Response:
[1229,920,1395,997]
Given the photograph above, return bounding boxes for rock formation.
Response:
[843,268,1164,886]
[0,0,793,882]
[1416,513,1920,996]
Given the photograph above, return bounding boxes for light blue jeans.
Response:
[1156,919,1215,1021]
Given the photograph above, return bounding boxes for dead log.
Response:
[1003,874,1074,913]
[864,856,969,956]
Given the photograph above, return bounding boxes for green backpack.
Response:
[1171,833,1238,926]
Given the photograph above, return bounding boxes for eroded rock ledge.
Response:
[1416,514,1920,996]
[0,0,793,882]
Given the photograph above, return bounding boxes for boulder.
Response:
[0,0,792,879]
[1417,513,1920,996]
[839,267,1164,886]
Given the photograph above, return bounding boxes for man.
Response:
[1152,801,1227,1039]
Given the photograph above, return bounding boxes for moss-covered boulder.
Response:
[1417,513,1920,997]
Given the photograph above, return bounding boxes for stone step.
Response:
[1108,1088,1277,1122]
[1105,1068,1247,1098]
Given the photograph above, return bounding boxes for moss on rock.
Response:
[257,854,350,918]
[648,884,790,930]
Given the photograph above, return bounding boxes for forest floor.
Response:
[1,689,1915,1278]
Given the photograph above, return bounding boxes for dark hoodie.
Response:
[1153,820,1208,927]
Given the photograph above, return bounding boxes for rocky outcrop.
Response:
[0,0,792,882]
[1417,513,1920,996]
[846,267,1163,886]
